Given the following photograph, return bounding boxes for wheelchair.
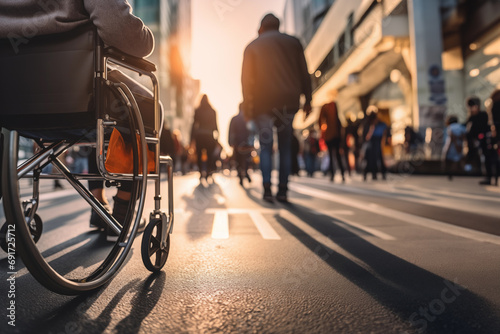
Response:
[0,24,174,295]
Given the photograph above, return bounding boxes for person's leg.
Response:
[256,114,274,184]
[236,150,245,185]
[275,111,294,201]
[333,138,345,181]
[206,140,216,178]
[326,140,335,181]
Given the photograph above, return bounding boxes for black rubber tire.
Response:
[141,219,170,272]
[1,125,144,295]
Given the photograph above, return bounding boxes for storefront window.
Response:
[464,26,500,105]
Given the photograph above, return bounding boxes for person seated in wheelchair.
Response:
[0,0,161,241]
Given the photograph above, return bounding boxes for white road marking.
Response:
[313,210,355,216]
[248,211,281,240]
[207,209,281,240]
[211,211,229,239]
[289,183,500,246]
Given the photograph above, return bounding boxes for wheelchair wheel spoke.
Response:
[149,236,161,257]
[155,249,167,267]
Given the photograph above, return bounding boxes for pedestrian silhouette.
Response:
[241,13,312,202]
[363,109,389,181]
[229,103,253,186]
[319,97,346,182]
[465,96,496,184]
[190,94,219,183]
[303,129,320,177]
[487,90,500,185]
[442,115,466,180]
[291,132,300,176]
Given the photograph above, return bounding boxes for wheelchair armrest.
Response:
[104,47,157,73]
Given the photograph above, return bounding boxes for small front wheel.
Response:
[26,212,43,244]
[141,218,170,272]
[0,213,43,253]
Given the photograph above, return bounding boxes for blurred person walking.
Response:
[191,94,220,183]
[363,110,390,181]
[487,90,500,185]
[303,129,320,177]
[465,96,496,185]
[241,13,312,202]
[291,132,300,176]
[442,115,466,180]
[229,103,253,186]
[319,99,346,182]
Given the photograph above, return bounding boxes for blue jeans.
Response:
[256,109,296,188]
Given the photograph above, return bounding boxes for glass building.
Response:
[284,0,500,165]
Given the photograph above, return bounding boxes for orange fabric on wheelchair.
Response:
[105,128,155,174]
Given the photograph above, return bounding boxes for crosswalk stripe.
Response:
[212,211,229,239]
[248,211,281,240]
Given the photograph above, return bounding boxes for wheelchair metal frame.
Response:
[0,26,174,294]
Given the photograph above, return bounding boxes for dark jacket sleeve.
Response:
[83,0,154,58]
[241,46,255,119]
[228,118,235,147]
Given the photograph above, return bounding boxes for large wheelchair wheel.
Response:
[1,128,146,295]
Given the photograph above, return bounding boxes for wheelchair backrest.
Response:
[0,25,96,130]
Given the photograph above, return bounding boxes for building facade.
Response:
[284,0,500,161]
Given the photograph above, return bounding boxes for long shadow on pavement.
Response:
[274,201,500,333]
[7,272,166,334]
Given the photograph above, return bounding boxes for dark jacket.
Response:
[241,30,312,118]
[229,112,250,148]
[191,104,218,144]
[0,0,153,58]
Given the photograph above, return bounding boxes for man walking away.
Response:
[241,13,312,203]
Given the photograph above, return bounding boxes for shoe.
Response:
[53,180,64,190]
[479,179,491,185]
[276,185,288,203]
[90,202,112,230]
[263,183,274,203]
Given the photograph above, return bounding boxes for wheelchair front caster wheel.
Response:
[0,214,42,253]
[141,219,170,272]
[26,212,43,244]
[0,223,11,253]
